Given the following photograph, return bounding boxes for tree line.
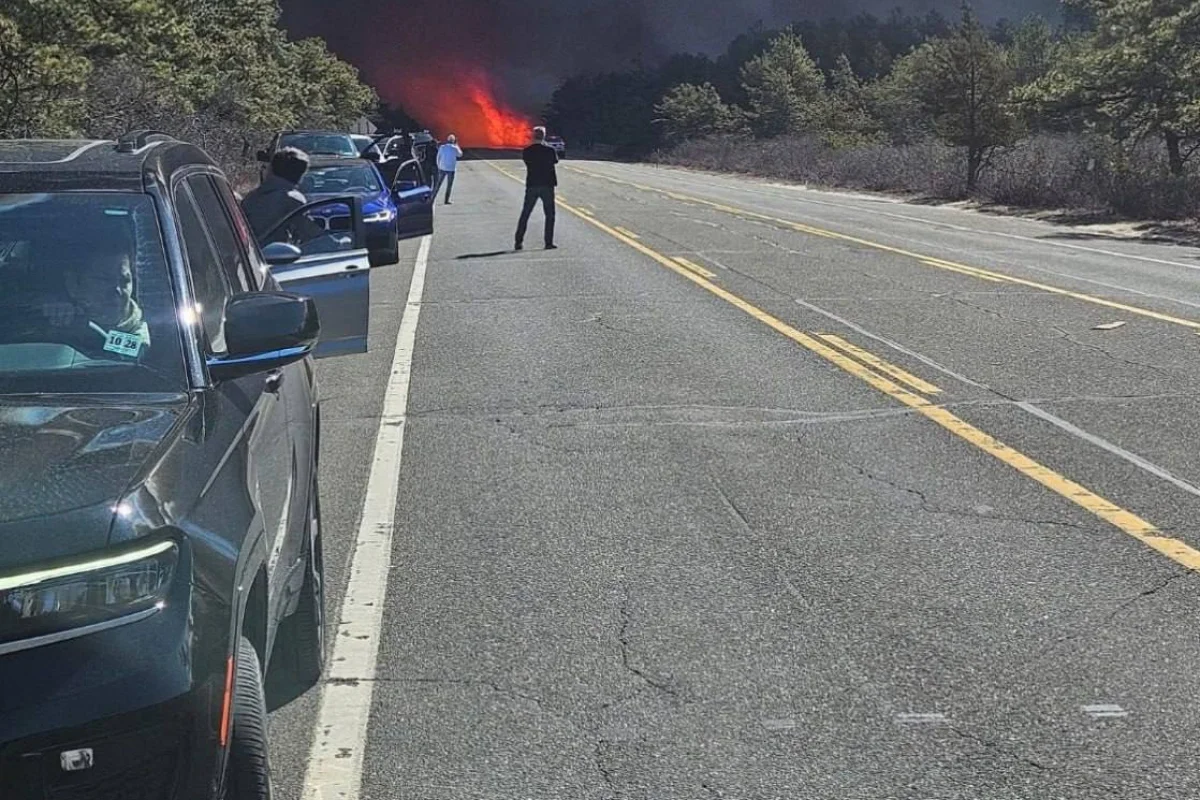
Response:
[546,1,1200,218]
[1,0,378,186]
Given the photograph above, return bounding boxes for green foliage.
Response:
[545,71,664,155]
[740,32,827,137]
[0,0,377,179]
[825,54,884,148]
[655,83,743,141]
[887,8,1022,192]
[1010,16,1056,86]
[1020,0,1200,175]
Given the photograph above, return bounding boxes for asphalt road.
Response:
[269,159,1200,800]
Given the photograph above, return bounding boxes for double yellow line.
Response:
[484,161,1200,574]
[568,165,1200,333]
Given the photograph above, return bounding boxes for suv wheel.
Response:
[225,637,272,800]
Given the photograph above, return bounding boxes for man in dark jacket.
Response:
[514,126,559,251]
[240,147,312,243]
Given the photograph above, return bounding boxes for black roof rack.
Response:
[116,130,175,153]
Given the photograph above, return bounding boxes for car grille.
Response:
[311,215,351,231]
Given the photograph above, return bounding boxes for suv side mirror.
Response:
[207,292,319,381]
[261,242,303,266]
[256,149,270,163]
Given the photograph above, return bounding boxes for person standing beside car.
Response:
[434,134,463,204]
[240,147,313,242]
[514,126,559,251]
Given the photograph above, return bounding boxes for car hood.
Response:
[0,396,188,569]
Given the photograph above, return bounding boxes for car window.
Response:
[186,176,255,293]
[279,134,358,158]
[0,193,188,394]
[299,165,383,194]
[397,161,424,186]
[174,184,231,355]
[211,176,267,289]
[268,199,360,254]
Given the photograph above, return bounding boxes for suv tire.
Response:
[226,637,272,800]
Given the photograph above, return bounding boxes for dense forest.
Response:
[545,1,1200,219]
[0,0,379,186]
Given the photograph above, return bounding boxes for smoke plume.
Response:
[280,0,1060,146]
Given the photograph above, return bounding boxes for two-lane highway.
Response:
[270,158,1200,799]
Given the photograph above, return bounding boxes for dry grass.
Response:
[653,134,1200,222]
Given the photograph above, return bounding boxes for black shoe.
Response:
[514,242,523,251]
[545,243,558,250]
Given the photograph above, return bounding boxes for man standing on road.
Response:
[514,126,559,251]
[240,147,311,242]
[434,134,463,205]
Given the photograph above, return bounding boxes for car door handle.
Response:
[265,370,285,394]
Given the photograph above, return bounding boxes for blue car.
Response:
[298,156,433,266]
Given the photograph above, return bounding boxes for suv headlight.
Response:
[0,540,178,653]
[363,209,395,223]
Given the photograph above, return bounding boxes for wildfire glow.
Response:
[388,67,535,148]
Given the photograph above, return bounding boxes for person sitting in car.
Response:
[39,229,150,358]
[0,226,150,361]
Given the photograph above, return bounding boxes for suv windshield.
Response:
[280,133,359,157]
[0,193,187,394]
[300,164,383,195]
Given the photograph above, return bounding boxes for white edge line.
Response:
[596,161,1200,272]
[1018,401,1200,501]
[301,235,430,800]
[793,291,1200,502]
[778,287,1200,503]
[580,164,1200,508]
[583,163,1200,313]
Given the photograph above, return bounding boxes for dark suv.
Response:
[0,132,373,799]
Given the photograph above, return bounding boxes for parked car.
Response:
[256,130,361,178]
[349,133,375,157]
[297,155,433,266]
[546,135,566,159]
[0,131,372,800]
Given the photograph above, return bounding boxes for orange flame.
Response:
[388,67,534,148]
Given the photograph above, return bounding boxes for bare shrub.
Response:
[654,133,1199,221]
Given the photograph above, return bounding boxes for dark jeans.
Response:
[515,186,556,246]
[434,169,455,202]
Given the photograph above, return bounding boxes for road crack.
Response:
[827,451,1087,529]
[1106,571,1194,623]
[618,589,680,698]
[594,739,619,799]
[947,724,1051,772]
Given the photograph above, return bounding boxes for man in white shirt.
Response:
[434,134,463,205]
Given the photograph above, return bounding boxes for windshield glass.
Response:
[280,133,358,157]
[299,164,383,194]
[0,193,187,394]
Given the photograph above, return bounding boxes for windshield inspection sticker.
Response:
[102,329,143,358]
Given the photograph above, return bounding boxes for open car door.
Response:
[260,195,371,358]
[392,159,434,240]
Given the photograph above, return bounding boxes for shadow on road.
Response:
[456,250,514,260]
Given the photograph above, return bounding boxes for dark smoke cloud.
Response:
[280,0,1059,122]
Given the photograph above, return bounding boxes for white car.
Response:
[546,135,566,158]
